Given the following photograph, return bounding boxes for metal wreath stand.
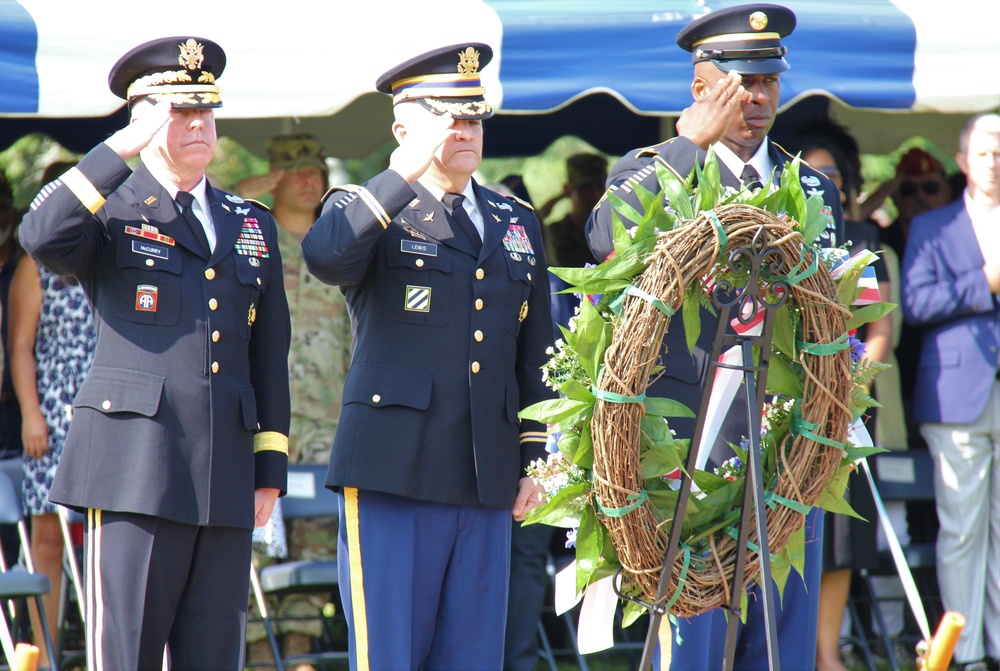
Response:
[622,225,790,671]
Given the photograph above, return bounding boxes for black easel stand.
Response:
[624,226,790,671]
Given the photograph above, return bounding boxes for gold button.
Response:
[474,330,484,342]
[208,298,218,310]
[471,361,481,374]
[527,273,532,282]
[475,299,484,311]
[205,268,216,280]
[101,399,111,410]
[372,394,381,404]
[145,259,154,267]
[211,361,219,373]
[475,268,484,280]
[212,330,220,343]
[256,277,261,286]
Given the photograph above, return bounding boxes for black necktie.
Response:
[175,191,211,257]
[442,192,482,252]
[740,164,763,192]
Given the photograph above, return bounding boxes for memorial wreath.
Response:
[520,154,893,625]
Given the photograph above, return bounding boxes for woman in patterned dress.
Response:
[9,238,95,666]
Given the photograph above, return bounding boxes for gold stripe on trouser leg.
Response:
[86,509,105,671]
[344,487,370,671]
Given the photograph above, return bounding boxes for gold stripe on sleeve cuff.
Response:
[254,431,289,454]
[60,167,106,214]
[520,431,549,444]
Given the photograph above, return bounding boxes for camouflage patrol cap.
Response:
[265,134,329,174]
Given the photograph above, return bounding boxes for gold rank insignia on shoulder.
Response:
[248,302,257,326]
[144,196,157,205]
[518,300,529,323]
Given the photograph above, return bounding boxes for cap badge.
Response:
[749,11,768,31]
[457,47,481,76]
[178,39,206,71]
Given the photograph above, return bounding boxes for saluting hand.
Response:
[676,70,746,150]
[237,170,284,200]
[512,476,546,522]
[388,112,455,184]
[104,99,172,161]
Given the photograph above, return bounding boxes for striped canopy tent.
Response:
[1,0,998,158]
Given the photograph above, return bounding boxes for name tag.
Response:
[132,240,169,260]
[400,239,438,257]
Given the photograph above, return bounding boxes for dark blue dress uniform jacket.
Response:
[19,143,291,529]
[302,169,555,509]
[586,136,844,468]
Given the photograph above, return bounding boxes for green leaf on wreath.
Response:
[643,396,696,419]
[770,542,791,604]
[565,425,595,469]
[800,195,829,246]
[765,353,803,398]
[694,151,721,214]
[846,302,896,331]
[622,600,646,629]
[609,190,645,232]
[518,398,591,424]
[813,463,864,519]
[771,303,796,359]
[575,300,611,383]
[575,506,603,594]
[682,286,703,354]
[523,481,590,528]
[560,379,597,403]
[655,160,695,221]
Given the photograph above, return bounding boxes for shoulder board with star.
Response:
[509,195,534,212]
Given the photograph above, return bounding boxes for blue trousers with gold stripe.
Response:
[83,509,252,671]
[337,488,511,671]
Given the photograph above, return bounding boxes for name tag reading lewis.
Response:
[132,240,169,260]
[400,239,438,257]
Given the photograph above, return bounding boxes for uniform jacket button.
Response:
[372,394,381,403]
[474,330,484,342]
[211,361,219,373]
[475,268,484,280]
[101,399,111,410]
[475,299,484,311]
[208,298,218,310]
[471,361,481,374]
[212,330,220,342]
[204,268,216,280]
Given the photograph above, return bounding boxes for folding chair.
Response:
[55,507,85,666]
[856,450,942,671]
[251,463,345,671]
[0,470,58,671]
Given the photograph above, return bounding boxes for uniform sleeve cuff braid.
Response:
[254,431,289,454]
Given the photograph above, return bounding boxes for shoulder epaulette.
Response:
[243,198,271,213]
[510,195,535,212]
[635,147,660,158]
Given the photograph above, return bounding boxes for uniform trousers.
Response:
[337,487,511,671]
[83,509,252,671]
[920,380,1000,664]
[667,508,824,670]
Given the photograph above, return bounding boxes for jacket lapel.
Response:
[404,182,479,257]
[208,188,246,265]
[475,181,506,260]
[126,163,208,259]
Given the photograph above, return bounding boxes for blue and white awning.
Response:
[1,0,997,155]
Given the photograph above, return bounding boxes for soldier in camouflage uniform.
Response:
[241,134,351,669]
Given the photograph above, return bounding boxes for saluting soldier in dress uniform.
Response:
[302,43,554,670]
[585,4,844,670]
[19,36,291,671]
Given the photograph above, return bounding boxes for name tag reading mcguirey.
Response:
[401,239,438,257]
